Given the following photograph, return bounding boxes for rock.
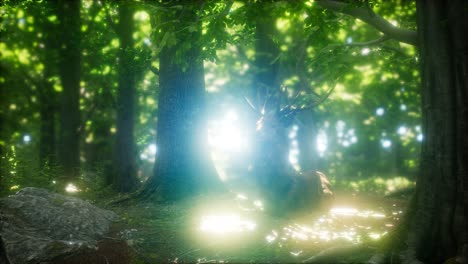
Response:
[0,234,10,264]
[0,187,118,264]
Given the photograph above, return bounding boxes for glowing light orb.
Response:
[376,108,385,116]
[397,126,407,135]
[381,139,392,148]
[361,48,370,55]
[65,183,79,193]
[208,110,247,152]
[316,130,328,155]
[23,134,31,143]
[199,214,256,234]
[330,207,358,216]
[140,143,157,161]
[417,134,424,142]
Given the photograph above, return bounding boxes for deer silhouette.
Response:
[245,86,333,216]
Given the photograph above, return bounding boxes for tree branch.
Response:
[316,0,417,46]
[150,65,159,75]
[345,35,390,47]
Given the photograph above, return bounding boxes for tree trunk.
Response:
[384,1,468,263]
[56,0,81,179]
[141,3,221,201]
[297,109,319,172]
[39,81,56,167]
[0,234,10,264]
[112,2,139,193]
[0,64,6,194]
[39,26,57,167]
[253,4,280,104]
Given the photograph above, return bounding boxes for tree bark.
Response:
[253,4,280,105]
[0,64,6,194]
[0,234,10,264]
[382,1,468,263]
[38,21,58,167]
[112,2,139,193]
[56,0,81,179]
[297,109,319,172]
[141,3,221,201]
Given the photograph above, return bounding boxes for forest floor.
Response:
[105,190,409,264]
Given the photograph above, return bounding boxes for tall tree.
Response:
[0,64,7,194]
[317,0,467,262]
[387,1,467,262]
[56,0,81,179]
[37,6,58,168]
[140,2,221,201]
[252,3,280,101]
[112,2,139,192]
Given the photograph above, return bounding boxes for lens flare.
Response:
[199,214,256,234]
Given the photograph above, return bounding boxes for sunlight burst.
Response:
[65,183,79,193]
[199,214,256,234]
[23,134,31,144]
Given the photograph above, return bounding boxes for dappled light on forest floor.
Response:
[111,192,406,263]
[65,183,80,193]
[199,214,256,234]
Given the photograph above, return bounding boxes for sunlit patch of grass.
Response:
[199,214,256,234]
[9,185,20,191]
[106,191,406,263]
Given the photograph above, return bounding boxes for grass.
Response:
[106,189,408,263]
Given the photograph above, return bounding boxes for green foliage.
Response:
[335,176,415,195]
[1,0,420,196]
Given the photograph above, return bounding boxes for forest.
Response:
[0,0,466,263]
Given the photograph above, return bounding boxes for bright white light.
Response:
[316,131,328,156]
[397,126,407,135]
[266,234,277,243]
[376,108,385,116]
[149,144,157,155]
[226,110,238,121]
[288,130,297,139]
[208,110,247,152]
[381,139,392,148]
[342,140,350,147]
[417,134,424,142]
[361,48,370,55]
[236,193,248,200]
[291,140,298,147]
[200,214,256,234]
[369,232,387,240]
[65,183,79,193]
[346,37,353,44]
[143,38,151,45]
[290,149,300,156]
[23,134,31,143]
[140,143,157,161]
[336,120,346,131]
[253,200,264,211]
[330,207,358,216]
[350,136,357,143]
[400,104,407,111]
[289,153,299,165]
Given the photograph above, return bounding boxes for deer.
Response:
[245,86,333,216]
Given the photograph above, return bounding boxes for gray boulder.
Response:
[0,187,117,264]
